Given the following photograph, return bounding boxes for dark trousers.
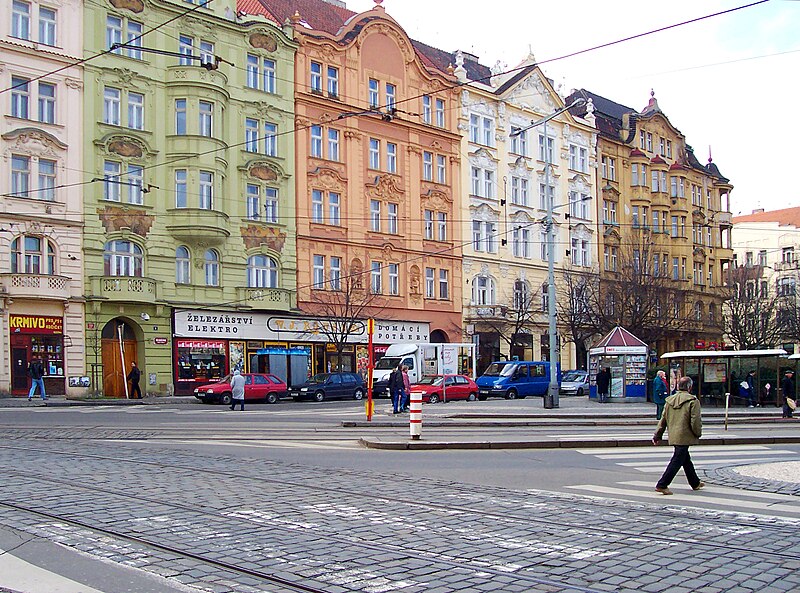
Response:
[656,445,700,489]
[230,398,244,411]
[130,382,142,399]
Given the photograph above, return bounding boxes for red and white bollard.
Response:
[409,391,422,440]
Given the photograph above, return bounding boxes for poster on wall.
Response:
[703,363,727,383]
[229,342,244,372]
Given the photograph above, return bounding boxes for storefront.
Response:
[9,314,65,396]
[588,326,648,401]
[172,310,429,394]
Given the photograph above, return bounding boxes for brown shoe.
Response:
[655,486,673,495]
[692,482,705,491]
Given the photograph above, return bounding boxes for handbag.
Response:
[787,397,797,411]
[739,381,749,390]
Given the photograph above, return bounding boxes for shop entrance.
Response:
[11,347,28,391]
[101,320,137,398]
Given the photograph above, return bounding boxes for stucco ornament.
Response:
[181,16,217,40]
[308,167,345,191]
[98,206,154,237]
[365,174,404,201]
[421,188,452,211]
[2,128,66,158]
[106,136,145,159]
[241,225,286,252]
[109,0,144,13]
[248,163,279,182]
[249,31,278,52]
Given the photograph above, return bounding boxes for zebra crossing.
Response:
[569,445,800,517]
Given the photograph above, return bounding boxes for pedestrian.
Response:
[401,365,411,412]
[230,369,245,411]
[596,367,610,403]
[652,376,704,495]
[653,370,668,420]
[741,370,757,407]
[27,357,47,401]
[127,361,143,399]
[781,370,795,419]
[388,364,403,414]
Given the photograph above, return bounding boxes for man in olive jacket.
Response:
[652,376,703,495]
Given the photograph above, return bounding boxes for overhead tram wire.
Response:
[0,0,771,200]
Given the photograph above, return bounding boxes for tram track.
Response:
[0,442,792,559]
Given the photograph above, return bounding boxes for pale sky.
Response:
[348,0,800,216]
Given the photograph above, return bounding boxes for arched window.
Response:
[708,303,716,324]
[204,249,219,287]
[11,236,55,274]
[104,240,143,277]
[472,275,495,305]
[247,255,278,288]
[176,246,191,284]
[513,280,529,310]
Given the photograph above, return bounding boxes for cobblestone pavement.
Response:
[0,441,798,593]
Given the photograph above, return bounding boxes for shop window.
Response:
[176,340,226,383]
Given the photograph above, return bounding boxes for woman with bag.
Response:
[781,370,795,419]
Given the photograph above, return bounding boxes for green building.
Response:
[83,0,297,396]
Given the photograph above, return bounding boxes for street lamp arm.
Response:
[509,98,586,137]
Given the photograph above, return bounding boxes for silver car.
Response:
[559,370,589,396]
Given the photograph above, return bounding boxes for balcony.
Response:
[716,211,732,228]
[89,276,161,303]
[235,287,295,312]
[165,208,230,245]
[0,274,72,301]
[774,260,800,272]
[463,305,509,320]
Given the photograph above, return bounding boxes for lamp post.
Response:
[511,98,585,408]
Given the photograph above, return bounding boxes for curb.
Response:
[343,416,795,428]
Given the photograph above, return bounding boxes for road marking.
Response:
[576,445,775,454]
[593,449,794,459]
[146,439,362,450]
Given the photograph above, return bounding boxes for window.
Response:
[246,54,276,93]
[369,138,380,170]
[264,122,277,156]
[370,200,381,232]
[328,129,340,162]
[245,118,258,152]
[313,255,325,288]
[327,66,338,97]
[386,142,397,173]
[11,236,55,275]
[329,256,341,290]
[11,77,30,119]
[437,212,447,241]
[602,200,617,223]
[422,152,433,181]
[37,159,56,201]
[646,132,653,152]
[175,170,187,208]
[681,257,687,280]
[435,99,445,127]
[264,187,278,223]
[128,92,144,130]
[310,61,322,92]
[107,15,122,53]
[782,247,794,263]
[473,276,495,305]
[569,145,588,172]
[571,237,589,267]
[175,99,186,135]
[103,87,121,125]
[104,240,143,277]
[388,263,399,295]
[652,210,660,232]
[103,161,142,204]
[436,155,446,184]
[368,78,379,108]
[671,216,679,238]
[472,221,497,252]
[37,82,55,124]
[511,177,529,206]
[424,210,434,240]
[125,20,142,59]
[385,83,396,111]
[439,269,449,299]
[603,245,618,272]
[310,126,323,158]
[672,257,679,281]
[311,190,324,223]
[127,165,143,205]
[12,0,30,39]
[510,128,528,156]
[758,250,768,267]
[632,206,640,228]
[370,261,382,294]
[176,246,191,284]
[387,203,398,234]
[569,192,590,220]
[512,227,531,258]
[10,155,30,197]
[470,167,495,198]
[538,134,554,162]
[666,140,673,158]
[659,137,665,156]
[311,126,341,161]
[178,34,193,65]
[204,249,219,286]
[199,101,213,137]
[328,192,340,225]
[37,8,55,46]
[469,114,494,146]
[539,183,554,210]
[103,160,121,201]
[601,156,616,180]
[421,96,432,124]
[246,184,260,220]
[247,255,278,288]
[425,268,435,298]
[199,171,213,209]
[513,280,529,310]
[631,163,647,186]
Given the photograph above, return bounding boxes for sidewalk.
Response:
[0,394,199,407]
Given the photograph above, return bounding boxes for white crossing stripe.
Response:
[125,439,363,450]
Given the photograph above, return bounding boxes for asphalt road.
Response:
[0,399,798,593]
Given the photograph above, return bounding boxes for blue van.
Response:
[476,361,561,400]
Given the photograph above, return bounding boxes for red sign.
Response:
[153,337,169,345]
[10,315,63,335]
[176,340,226,350]
[373,345,389,354]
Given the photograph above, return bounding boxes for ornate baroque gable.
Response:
[365,174,404,201]
[2,128,67,158]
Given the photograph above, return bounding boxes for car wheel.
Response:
[267,393,278,404]
[577,388,584,397]
[505,389,518,400]
[428,393,440,404]
[314,390,325,402]
[467,392,477,402]
[221,393,232,405]
[353,388,364,400]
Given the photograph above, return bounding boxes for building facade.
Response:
[83,0,297,396]
[250,0,463,375]
[568,89,734,356]
[1,0,86,396]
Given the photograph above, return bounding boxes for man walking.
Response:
[781,370,795,419]
[596,367,610,403]
[653,370,668,420]
[27,357,47,401]
[230,369,246,411]
[389,364,404,414]
[652,376,703,495]
[127,361,143,399]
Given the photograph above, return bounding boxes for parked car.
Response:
[476,361,561,400]
[559,370,589,396]
[409,374,479,403]
[194,373,288,405]
[290,372,366,402]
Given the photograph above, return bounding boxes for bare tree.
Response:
[556,268,599,367]
[473,279,539,358]
[722,265,784,349]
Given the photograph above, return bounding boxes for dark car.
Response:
[291,372,366,402]
[194,373,288,405]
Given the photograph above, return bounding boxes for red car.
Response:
[194,373,288,405]
[409,374,479,404]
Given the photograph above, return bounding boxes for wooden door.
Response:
[12,348,29,392]
[101,338,137,398]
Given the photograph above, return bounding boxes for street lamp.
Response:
[510,98,585,408]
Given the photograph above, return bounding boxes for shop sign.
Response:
[176,340,226,350]
[153,337,169,345]
[10,315,63,334]
[374,321,429,342]
[180,312,256,335]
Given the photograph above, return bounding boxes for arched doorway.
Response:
[101,319,138,397]
[430,329,449,343]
